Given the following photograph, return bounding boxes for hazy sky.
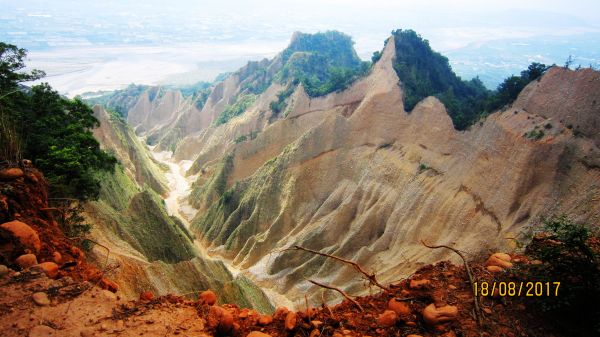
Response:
[1,0,599,95]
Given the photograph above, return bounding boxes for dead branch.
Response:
[308,279,364,312]
[289,245,390,292]
[421,240,483,327]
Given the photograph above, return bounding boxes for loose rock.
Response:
[0,264,9,277]
[0,168,24,180]
[140,291,154,301]
[16,254,38,269]
[285,311,297,330]
[388,298,411,316]
[199,290,217,305]
[1,220,42,254]
[409,279,431,289]
[32,292,50,306]
[377,310,398,327]
[247,332,272,337]
[422,303,458,326]
[207,306,234,334]
[258,314,273,325]
[37,262,59,279]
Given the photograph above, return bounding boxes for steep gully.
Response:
[148,143,296,309]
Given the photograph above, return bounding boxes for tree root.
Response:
[421,240,483,327]
[308,279,364,312]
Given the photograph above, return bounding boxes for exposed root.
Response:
[289,245,390,292]
[308,279,364,312]
[421,240,483,327]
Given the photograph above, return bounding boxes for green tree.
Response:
[0,43,116,200]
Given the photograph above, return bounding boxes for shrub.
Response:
[523,215,600,335]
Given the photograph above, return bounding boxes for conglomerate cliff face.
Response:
[94,33,600,308]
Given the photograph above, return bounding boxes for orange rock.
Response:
[100,278,119,293]
[37,262,59,279]
[406,335,423,337]
[52,252,62,264]
[409,279,431,289]
[239,308,250,318]
[486,253,513,269]
[400,289,410,296]
[258,315,273,325]
[377,310,398,327]
[140,291,154,301]
[486,265,504,273]
[15,253,37,269]
[448,285,457,290]
[1,220,41,254]
[274,307,289,319]
[199,290,217,305]
[406,321,417,327]
[388,298,411,316]
[422,303,458,326]
[247,332,272,337]
[0,168,24,180]
[442,331,457,337]
[309,329,320,337]
[285,311,297,330]
[207,306,234,334]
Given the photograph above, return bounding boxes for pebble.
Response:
[247,332,272,337]
[29,325,57,336]
[285,311,297,330]
[32,292,50,306]
[16,254,38,269]
[0,264,9,277]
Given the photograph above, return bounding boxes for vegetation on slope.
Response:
[214,94,257,126]
[276,31,370,97]
[391,29,549,130]
[0,42,116,200]
[83,84,149,119]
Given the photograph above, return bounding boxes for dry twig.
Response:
[421,240,483,327]
[308,279,364,312]
[289,245,390,292]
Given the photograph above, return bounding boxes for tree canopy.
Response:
[0,43,116,200]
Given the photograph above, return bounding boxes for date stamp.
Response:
[474,281,560,297]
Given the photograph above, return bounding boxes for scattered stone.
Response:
[0,168,24,180]
[409,279,431,289]
[422,303,458,326]
[199,290,217,305]
[258,314,273,325]
[486,253,513,270]
[486,265,504,273]
[483,308,492,314]
[29,324,56,336]
[52,252,62,264]
[406,321,417,327]
[140,291,154,301]
[448,285,457,290]
[32,292,50,306]
[0,264,9,277]
[37,262,59,279]
[377,310,398,327]
[207,306,234,334]
[247,332,272,337]
[285,311,297,330]
[274,306,289,319]
[388,298,411,316]
[100,278,119,293]
[310,320,323,329]
[309,329,320,337]
[1,220,41,254]
[406,335,423,337]
[16,253,38,269]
